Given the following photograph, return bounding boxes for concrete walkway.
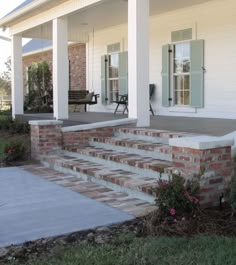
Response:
[0,167,134,248]
[22,112,236,136]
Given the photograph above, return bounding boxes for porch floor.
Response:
[22,112,236,136]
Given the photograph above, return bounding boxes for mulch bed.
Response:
[143,204,236,237]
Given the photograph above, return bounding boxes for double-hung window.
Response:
[162,28,205,108]
[101,43,128,105]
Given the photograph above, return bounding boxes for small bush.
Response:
[155,174,199,224]
[230,175,236,211]
[0,115,30,134]
[3,140,27,163]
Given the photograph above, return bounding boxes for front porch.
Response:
[22,112,236,136]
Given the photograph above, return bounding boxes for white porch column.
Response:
[11,34,23,119]
[128,0,150,127]
[53,17,69,120]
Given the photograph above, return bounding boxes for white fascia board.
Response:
[5,0,104,36]
[0,35,11,41]
[0,0,53,28]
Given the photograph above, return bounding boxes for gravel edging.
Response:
[0,218,144,264]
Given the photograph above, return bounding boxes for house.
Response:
[0,0,236,127]
[1,0,234,207]
[22,39,86,94]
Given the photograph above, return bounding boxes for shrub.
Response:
[0,115,30,134]
[3,140,27,163]
[155,174,199,224]
[230,174,236,211]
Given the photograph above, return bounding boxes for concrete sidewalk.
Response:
[0,167,134,248]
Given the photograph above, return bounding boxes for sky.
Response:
[0,0,26,73]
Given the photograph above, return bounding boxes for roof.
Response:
[23,38,52,54]
[4,0,35,17]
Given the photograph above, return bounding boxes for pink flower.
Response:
[162,181,168,187]
[174,219,177,223]
[8,149,12,155]
[170,208,176,216]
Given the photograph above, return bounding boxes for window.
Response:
[173,42,190,106]
[108,53,119,102]
[162,29,204,108]
[101,44,128,105]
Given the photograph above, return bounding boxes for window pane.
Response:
[174,76,184,91]
[109,67,118,78]
[110,54,119,67]
[184,91,190,105]
[109,80,119,102]
[175,91,183,105]
[183,42,190,58]
[109,54,119,78]
[184,76,190,90]
[174,43,182,59]
[174,60,183,74]
[183,59,190,73]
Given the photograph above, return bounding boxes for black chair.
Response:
[149,84,155,116]
[113,94,128,114]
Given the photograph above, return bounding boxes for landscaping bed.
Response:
[0,205,235,265]
[0,114,31,167]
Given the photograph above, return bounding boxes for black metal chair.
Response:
[113,94,128,114]
[149,84,155,116]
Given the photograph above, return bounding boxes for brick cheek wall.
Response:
[172,146,233,207]
[30,124,62,160]
[23,43,86,95]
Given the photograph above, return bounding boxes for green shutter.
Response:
[190,40,204,108]
[162,44,170,107]
[119,51,128,95]
[101,55,107,105]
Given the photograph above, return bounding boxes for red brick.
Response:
[209,178,223,185]
[218,169,233,176]
[200,187,214,193]
[210,148,224,154]
[209,163,224,170]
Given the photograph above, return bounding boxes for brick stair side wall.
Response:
[30,122,63,160]
[172,146,233,207]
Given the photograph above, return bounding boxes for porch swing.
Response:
[67,27,99,112]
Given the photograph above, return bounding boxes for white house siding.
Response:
[87,0,236,119]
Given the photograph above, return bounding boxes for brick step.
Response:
[64,145,172,179]
[42,153,162,204]
[114,128,193,144]
[89,136,172,161]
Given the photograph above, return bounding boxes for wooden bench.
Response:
[68,90,99,112]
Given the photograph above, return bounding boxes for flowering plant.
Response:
[155,174,199,224]
[4,140,26,163]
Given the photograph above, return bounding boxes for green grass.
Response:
[9,234,236,265]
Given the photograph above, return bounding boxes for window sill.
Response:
[168,106,196,113]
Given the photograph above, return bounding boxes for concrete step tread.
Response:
[90,136,171,154]
[64,145,172,172]
[44,154,160,198]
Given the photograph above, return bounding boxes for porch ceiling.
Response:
[21,0,214,42]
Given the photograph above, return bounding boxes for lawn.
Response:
[8,234,236,265]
